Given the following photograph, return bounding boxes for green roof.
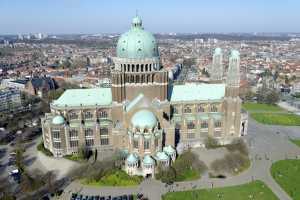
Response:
[52,88,112,107]
[214,47,222,55]
[126,153,138,164]
[143,155,155,165]
[163,145,176,155]
[230,50,240,58]
[116,16,159,59]
[156,151,169,161]
[170,83,225,102]
[131,109,157,129]
[52,115,65,125]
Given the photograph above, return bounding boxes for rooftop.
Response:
[52,88,112,107]
[170,83,225,102]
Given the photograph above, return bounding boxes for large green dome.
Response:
[116,16,159,59]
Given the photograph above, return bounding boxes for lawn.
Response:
[242,103,283,112]
[82,169,143,187]
[175,167,200,182]
[271,159,300,200]
[290,139,300,147]
[250,113,300,126]
[162,181,278,200]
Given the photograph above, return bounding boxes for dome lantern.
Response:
[132,15,142,28]
[116,15,159,59]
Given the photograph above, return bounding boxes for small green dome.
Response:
[230,50,240,58]
[116,16,159,59]
[131,109,157,129]
[126,153,138,164]
[214,48,222,55]
[143,155,155,165]
[163,145,176,155]
[52,115,65,125]
[156,151,169,161]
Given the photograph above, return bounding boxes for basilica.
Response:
[41,16,248,177]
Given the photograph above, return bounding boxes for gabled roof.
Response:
[170,83,225,102]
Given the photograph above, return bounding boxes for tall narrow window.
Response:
[85,128,93,137]
[214,121,222,128]
[187,122,195,129]
[211,105,218,112]
[133,140,138,149]
[144,140,150,150]
[201,121,208,129]
[100,127,108,136]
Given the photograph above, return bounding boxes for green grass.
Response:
[82,170,143,187]
[162,181,278,200]
[271,159,300,200]
[64,154,84,162]
[37,140,53,157]
[250,113,300,126]
[290,139,300,147]
[242,103,283,112]
[175,168,200,182]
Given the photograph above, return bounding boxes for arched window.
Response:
[136,64,139,72]
[127,64,130,72]
[211,105,218,112]
[99,110,108,118]
[198,105,204,112]
[132,64,134,72]
[201,121,208,128]
[184,106,192,113]
[145,64,148,71]
[69,112,78,120]
[84,111,93,119]
[141,65,144,72]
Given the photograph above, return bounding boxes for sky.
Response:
[0,0,300,34]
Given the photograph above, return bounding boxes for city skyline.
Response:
[1,0,300,34]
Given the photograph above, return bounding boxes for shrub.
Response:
[37,141,53,157]
[155,165,176,184]
[225,138,249,156]
[210,152,250,174]
[204,136,220,149]
[156,150,207,182]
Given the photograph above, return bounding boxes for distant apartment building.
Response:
[1,77,57,98]
[0,88,24,117]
